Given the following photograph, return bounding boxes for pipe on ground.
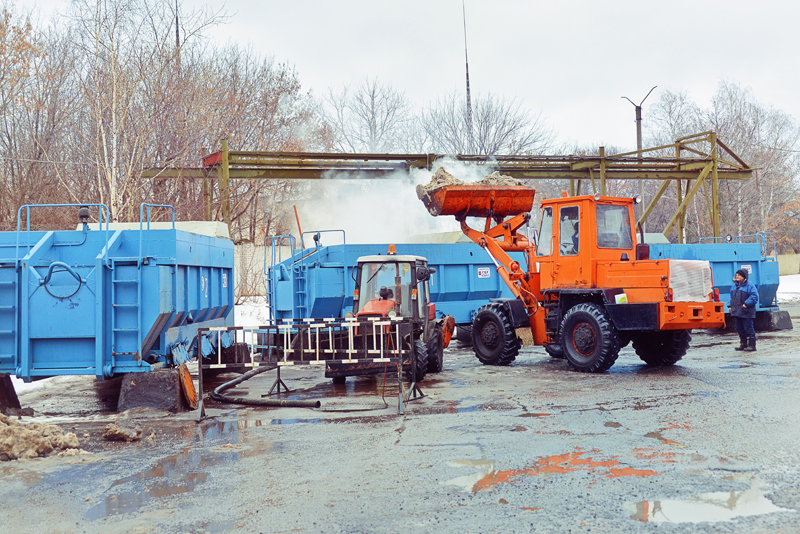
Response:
[210,367,321,408]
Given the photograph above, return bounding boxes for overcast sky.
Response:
[31,0,800,152]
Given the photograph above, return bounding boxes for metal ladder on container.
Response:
[110,258,142,363]
[0,270,17,371]
[295,266,308,318]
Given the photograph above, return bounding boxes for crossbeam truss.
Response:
[142,131,751,240]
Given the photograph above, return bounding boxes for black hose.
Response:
[210,367,321,408]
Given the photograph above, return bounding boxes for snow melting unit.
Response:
[0,204,234,392]
[649,232,791,331]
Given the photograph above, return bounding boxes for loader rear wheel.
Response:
[405,339,428,383]
[560,303,620,373]
[471,304,520,366]
[633,330,691,366]
[427,328,444,373]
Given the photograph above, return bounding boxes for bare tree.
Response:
[421,92,556,155]
[643,81,800,247]
[323,77,410,153]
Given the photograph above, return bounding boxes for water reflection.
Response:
[630,487,793,523]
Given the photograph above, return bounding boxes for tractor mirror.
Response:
[416,266,435,281]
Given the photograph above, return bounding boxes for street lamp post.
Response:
[622,86,657,231]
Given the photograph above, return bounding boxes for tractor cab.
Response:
[351,246,435,321]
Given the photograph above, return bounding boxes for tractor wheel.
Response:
[544,343,564,358]
[405,339,429,383]
[560,303,621,373]
[633,330,691,366]
[427,328,444,373]
[471,304,520,366]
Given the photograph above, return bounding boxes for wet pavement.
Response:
[2,303,800,533]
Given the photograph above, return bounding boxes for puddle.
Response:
[629,487,793,523]
[87,445,258,520]
[720,363,757,369]
[443,449,659,493]
[271,418,322,424]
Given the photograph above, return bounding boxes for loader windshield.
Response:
[596,204,633,249]
[357,261,414,317]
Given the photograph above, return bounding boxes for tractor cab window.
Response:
[357,261,414,317]
[596,204,633,249]
[536,207,553,256]
[558,206,580,256]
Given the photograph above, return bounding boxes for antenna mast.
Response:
[463,1,473,152]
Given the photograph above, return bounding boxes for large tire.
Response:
[560,303,621,373]
[405,339,428,383]
[544,343,564,358]
[471,304,520,366]
[427,328,444,373]
[632,330,691,366]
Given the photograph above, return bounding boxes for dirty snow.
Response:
[0,412,80,460]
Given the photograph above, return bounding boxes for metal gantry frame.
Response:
[142,131,752,241]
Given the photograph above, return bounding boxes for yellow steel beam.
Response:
[663,161,713,237]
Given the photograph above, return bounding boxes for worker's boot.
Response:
[734,336,747,351]
[743,338,757,352]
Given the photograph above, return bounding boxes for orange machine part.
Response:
[418,184,536,218]
[441,315,456,348]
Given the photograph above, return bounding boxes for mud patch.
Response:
[443,449,660,492]
[0,413,80,460]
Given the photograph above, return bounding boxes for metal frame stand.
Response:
[264,366,291,397]
[196,343,206,422]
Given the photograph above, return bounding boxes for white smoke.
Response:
[293,158,500,245]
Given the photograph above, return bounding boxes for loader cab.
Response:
[351,252,434,321]
[535,194,637,288]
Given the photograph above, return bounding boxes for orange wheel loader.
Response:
[418,183,725,373]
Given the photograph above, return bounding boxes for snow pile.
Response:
[778,274,800,303]
[0,412,80,460]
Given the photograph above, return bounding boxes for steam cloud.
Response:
[293,159,499,245]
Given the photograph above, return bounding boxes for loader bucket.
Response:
[417,184,536,218]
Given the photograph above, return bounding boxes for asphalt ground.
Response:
[1,303,799,533]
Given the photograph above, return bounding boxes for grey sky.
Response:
[32,0,800,152]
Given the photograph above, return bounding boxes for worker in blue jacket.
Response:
[730,268,758,351]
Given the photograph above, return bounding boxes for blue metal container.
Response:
[648,232,780,312]
[266,232,523,325]
[0,204,234,381]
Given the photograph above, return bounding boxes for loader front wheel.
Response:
[560,303,620,373]
[633,330,691,366]
[471,304,520,366]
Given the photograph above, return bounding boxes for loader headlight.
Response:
[387,310,397,318]
[344,311,354,319]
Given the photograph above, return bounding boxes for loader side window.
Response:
[536,207,553,256]
[596,204,633,249]
[559,206,580,256]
